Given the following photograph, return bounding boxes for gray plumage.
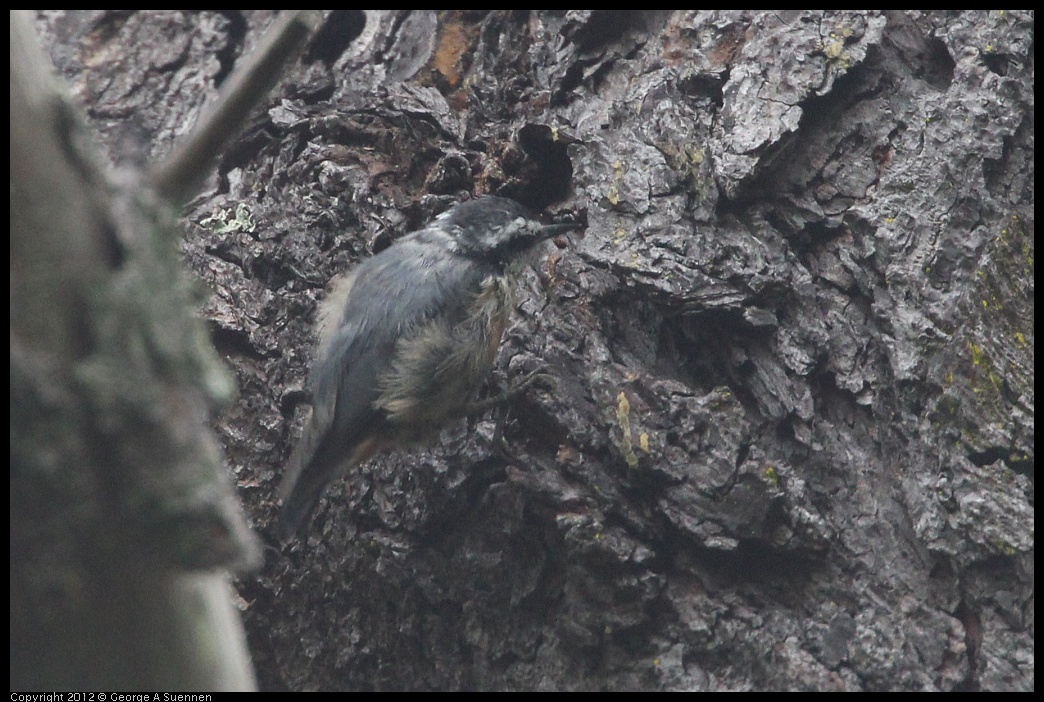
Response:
[277,196,576,541]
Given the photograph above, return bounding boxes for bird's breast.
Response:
[372,273,515,443]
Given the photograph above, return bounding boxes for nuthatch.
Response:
[277,195,578,541]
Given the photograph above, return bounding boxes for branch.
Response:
[151,10,323,205]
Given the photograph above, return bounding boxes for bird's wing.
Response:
[277,238,486,539]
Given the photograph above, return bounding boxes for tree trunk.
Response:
[12,9,259,691]
[32,10,1034,691]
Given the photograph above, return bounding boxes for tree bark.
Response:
[32,10,1034,691]
[12,10,258,690]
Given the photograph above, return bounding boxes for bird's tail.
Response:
[277,413,378,542]
[278,464,329,543]
[277,411,328,542]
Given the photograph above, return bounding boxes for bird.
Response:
[277,195,578,541]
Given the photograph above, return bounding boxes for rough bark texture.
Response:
[36,10,1033,691]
